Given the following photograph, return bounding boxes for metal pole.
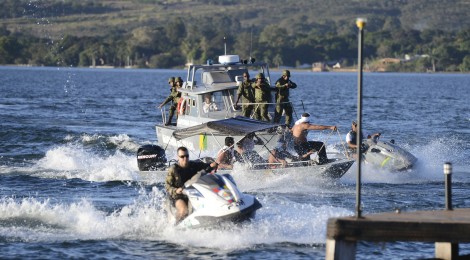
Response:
[355,18,366,218]
[444,162,452,210]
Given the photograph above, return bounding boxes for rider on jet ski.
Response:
[165,146,218,223]
[346,120,381,153]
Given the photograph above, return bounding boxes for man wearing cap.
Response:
[159,77,180,126]
[291,113,337,165]
[235,72,255,117]
[252,73,271,121]
[274,70,297,126]
[346,121,380,152]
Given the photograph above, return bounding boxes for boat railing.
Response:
[250,159,319,169]
[159,106,167,125]
[232,101,297,121]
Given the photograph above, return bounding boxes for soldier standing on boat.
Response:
[158,77,178,125]
[159,77,179,126]
[273,70,297,126]
[252,73,270,121]
[235,72,255,117]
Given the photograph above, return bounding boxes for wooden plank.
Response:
[326,239,357,260]
[435,242,459,260]
[327,209,470,243]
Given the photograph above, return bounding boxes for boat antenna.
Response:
[249,26,253,61]
[224,36,227,55]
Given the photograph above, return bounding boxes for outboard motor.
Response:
[137,145,167,171]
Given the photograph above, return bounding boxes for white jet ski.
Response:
[166,171,262,229]
[362,137,417,171]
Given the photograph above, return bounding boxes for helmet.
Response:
[282,70,290,77]
[168,77,175,83]
[256,73,265,79]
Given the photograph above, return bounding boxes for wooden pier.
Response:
[326,208,470,260]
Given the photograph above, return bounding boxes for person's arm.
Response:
[235,84,244,106]
[306,124,337,131]
[298,150,315,160]
[164,166,178,198]
[159,95,172,108]
[275,79,287,90]
[216,151,232,169]
[288,80,297,89]
[201,161,219,172]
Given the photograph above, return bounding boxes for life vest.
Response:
[177,98,186,115]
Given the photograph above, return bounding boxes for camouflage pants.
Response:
[242,104,254,118]
[253,103,269,121]
[273,101,293,126]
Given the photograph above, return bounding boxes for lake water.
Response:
[1,66,469,259]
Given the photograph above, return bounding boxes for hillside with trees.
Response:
[1,0,469,72]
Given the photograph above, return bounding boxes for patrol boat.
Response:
[155,54,283,152]
[139,117,354,180]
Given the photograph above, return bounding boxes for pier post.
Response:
[435,162,458,260]
[444,162,452,210]
[355,17,366,219]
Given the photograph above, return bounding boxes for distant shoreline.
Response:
[1,64,468,74]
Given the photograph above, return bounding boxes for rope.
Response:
[309,128,336,162]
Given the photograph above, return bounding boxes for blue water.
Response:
[1,66,469,259]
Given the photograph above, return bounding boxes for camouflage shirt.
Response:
[165,161,211,199]
[237,79,255,103]
[252,80,271,102]
[161,86,181,106]
[275,77,297,102]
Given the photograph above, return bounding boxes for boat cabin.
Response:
[156,55,273,151]
[171,55,272,128]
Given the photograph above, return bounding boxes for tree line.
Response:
[1,14,469,72]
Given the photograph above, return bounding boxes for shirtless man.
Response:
[216,137,235,169]
[291,113,337,165]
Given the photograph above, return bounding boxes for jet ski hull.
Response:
[363,140,417,171]
[165,173,263,229]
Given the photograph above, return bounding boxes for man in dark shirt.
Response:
[165,147,218,223]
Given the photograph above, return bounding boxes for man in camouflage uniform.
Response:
[273,70,297,126]
[165,147,218,223]
[235,72,255,117]
[159,77,181,126]
[252,73,271,121]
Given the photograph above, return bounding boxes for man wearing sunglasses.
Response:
[165,146,218,223]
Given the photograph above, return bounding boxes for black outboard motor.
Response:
[137,145,167,171]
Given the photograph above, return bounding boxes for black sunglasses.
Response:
[178,154,189,158]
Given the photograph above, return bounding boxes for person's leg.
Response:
[167,104,176,125]
[309,141,328,164]
[273,103,282,123]
[246,105,254,118]
[174,199,188,223]
[294,143,309,161]
[261,104,270,121]
[284,103,293,126]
